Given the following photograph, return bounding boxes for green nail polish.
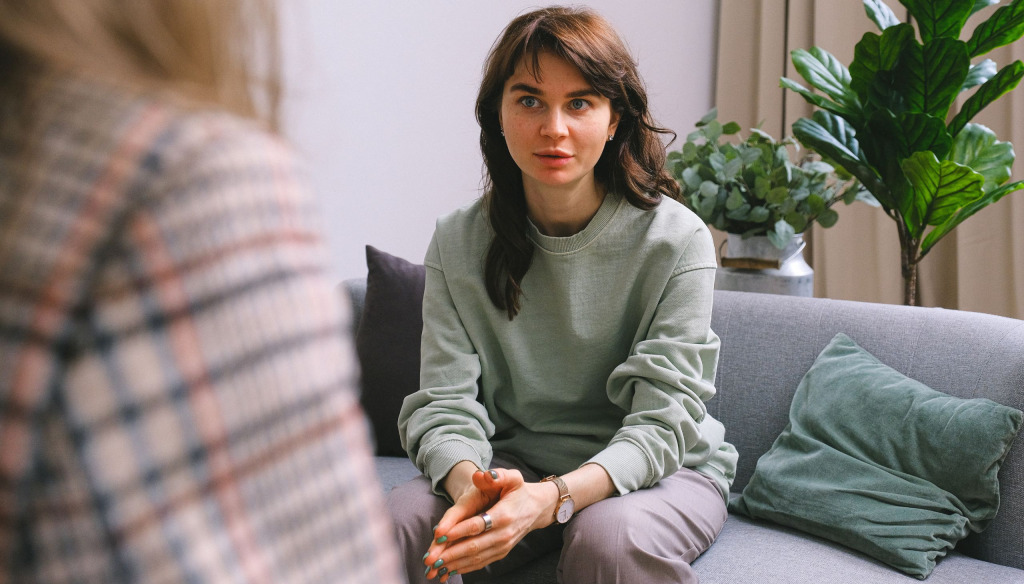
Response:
[424,566,431,577]
[433,558,444,568]
[450,570,458,576]
[438,567,448,576]
[423,552,429,560]
[432,523,439,532]
[435,535,447,544]
[490,470,498,479]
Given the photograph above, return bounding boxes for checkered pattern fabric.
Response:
[0,78,402,583]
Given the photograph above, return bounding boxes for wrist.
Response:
[531,480,561,529]
[443,460,481,501]
[539,475,575,526]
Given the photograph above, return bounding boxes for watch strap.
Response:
[542,475,569,500]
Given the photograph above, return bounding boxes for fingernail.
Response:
[432,523,439,533]
[435,535,447,544]
[450,569,458,575]
[438,567,448,576]
[490,470,498,479]
[424,566,431,577]
[433,558,445,568]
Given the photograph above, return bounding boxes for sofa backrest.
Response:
[343,279,1024,569]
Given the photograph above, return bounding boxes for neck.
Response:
[524,178,605,237]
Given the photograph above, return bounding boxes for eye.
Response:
[519,96,540,108]
[569,98,591,111]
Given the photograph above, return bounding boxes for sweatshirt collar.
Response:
[527,191,623,254]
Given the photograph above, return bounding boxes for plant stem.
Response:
[896,219,920,306]
[903,257,919,306]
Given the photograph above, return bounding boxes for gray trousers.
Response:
[386,453,728,584]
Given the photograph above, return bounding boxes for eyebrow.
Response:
[507,83,602,99]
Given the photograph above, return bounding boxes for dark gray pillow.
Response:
[355,245,425,456]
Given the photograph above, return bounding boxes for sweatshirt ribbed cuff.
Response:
[423,438,485,497]
[586,440,654,495]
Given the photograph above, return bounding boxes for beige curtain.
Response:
[715,0,1024,319]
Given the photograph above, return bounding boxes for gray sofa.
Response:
[344,278,1024,583]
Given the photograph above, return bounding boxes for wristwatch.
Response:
[541,475,575,524]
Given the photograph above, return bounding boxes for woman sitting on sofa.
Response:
[390,6,737,583]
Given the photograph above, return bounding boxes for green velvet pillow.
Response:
[729,333,1022,579]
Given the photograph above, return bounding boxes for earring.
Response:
[500,128,505,137]
[608,134,614,141]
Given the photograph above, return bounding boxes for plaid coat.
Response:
[0,77,401,583]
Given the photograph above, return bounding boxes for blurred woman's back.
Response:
[0,2,402,582]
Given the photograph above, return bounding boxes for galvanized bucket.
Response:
[714,233,813,297]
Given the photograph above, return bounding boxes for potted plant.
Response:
[782,0,1024,305]
[667,109,861,295]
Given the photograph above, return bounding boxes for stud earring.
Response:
[500,128,505,137]
[608,134,614,142]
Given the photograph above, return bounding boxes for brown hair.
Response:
[476,6,680,320]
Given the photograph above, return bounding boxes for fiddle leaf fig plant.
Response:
[783,0,1024,305]
[667,109,861,249]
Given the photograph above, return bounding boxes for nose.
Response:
[540,108,568,139]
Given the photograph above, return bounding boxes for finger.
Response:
[472,468,499,490]
[443,510,493,542]
[476,468,526,500]
[430,536,509,581]
[433,494,483,542]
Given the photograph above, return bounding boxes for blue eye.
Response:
[520,96,539,108]
[569,98,589,110]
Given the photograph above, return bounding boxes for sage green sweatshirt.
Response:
[398,192,737,500]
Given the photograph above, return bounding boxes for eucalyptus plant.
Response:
[667,109,861,249]
[783,0,1024,305]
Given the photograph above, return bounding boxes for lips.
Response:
[534,149,573,168]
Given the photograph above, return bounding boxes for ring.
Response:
[480,512,493,532]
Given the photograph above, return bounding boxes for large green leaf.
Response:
[948,60,1024,136]
[900,151,985,238]
[900,113,954,160]
[900,0,973,42]
[792,112,892,208]
[966,0,1024,57]
[790,47,860,111]
[780,77,854,117]
[850,25,915,107]
[864,0,902,30]
[895,38,970,117]
[859,111,906,188]
[962,59,998,92]
[949,123,1015,191]
[922,180,1024,253]
[859,112,951,175]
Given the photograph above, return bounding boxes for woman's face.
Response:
[499,52,620,198]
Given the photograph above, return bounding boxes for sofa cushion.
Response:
[355,246,426,456]
[729,333,1023,579]
[691,512,1024,584]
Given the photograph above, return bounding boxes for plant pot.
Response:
[715,233,813,296]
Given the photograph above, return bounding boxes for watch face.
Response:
[556,499,575,523]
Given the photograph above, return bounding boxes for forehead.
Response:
[505,51,591,90]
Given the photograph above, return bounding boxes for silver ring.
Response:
[480,512,493,532]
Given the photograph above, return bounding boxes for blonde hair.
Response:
[0,0,281,269]
[0,0,281,128]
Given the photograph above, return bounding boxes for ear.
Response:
[608,109,621,138]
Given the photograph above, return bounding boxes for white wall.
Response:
[281,1,720,279]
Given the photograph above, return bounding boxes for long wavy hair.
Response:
[476,6,680,320]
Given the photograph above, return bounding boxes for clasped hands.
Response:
[422,466,558,582]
